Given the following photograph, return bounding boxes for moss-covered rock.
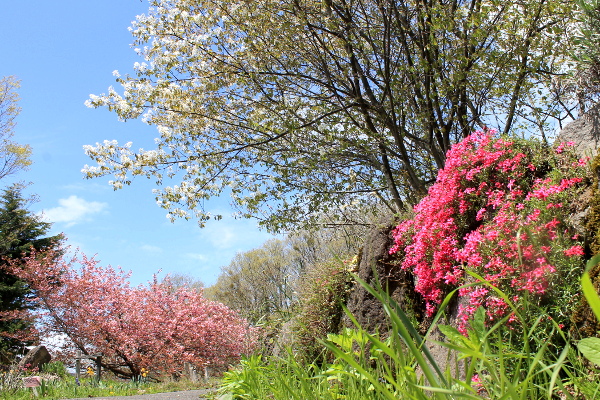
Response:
[570,262,600,339]
[572,152,600,339]
[343,224,426,334]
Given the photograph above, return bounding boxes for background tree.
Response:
[161,272,204,293]
[7,249,255,379]
[205,229,363,354]
[85,0,576,232]
[206,223,365,324]
[0,184,62,361]
[0,76,31,180]
[206,239,297,324]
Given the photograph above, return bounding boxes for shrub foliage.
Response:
[292,257,356,362]
[390,130,589,332]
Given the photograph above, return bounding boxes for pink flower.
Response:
[476,208,487,221]
[564,245,584,257]
[390,129,587,329]
[555,141,575,154]
[526,209,541,222]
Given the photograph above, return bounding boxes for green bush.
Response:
[42,361,68,378]
[292,257,356,363]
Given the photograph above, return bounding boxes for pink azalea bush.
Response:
[390,129,588,332]
[5,249,257,378]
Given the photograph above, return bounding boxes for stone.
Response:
[555,111,600,236]
[18,345,51,372]
[344,223,426,334]
[272,318,296,358]
[23,376,42,388]
[344,223,466,379]
[555,108,600,158]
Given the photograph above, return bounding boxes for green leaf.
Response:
[578,337,600,366]
[438,324,471,349]
[581,255,600,322]
[469,307,486,345]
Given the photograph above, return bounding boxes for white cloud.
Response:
[191,212,275,253]
[140,244,163,253]
[206,225,237,249]
[184,252,208,262]
[41,195,108,227]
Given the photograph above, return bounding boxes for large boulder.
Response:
[18,345,51,371]
[556,111,600,236]
[556,108,600,159]
[344,224,426,334]
[559,111,600,340]
[344,223,466,378]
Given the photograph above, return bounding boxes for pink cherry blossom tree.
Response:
[5,249,256,378]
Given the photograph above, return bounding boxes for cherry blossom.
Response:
[5,249,256,378]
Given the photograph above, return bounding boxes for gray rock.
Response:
[344,223,466,379]
[272,318,296,358]
[18,345,51,371]
[344,224,425,334]
[556,108,600,158]
[556,111,600,236]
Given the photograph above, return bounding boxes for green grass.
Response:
[217,272,600,399]
[0,372,216,400]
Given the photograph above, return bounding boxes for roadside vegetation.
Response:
[214,130,600,399]
[218,273,600,399]
[0,361,215,400]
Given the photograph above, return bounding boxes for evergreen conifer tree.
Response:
[0,184,62,361]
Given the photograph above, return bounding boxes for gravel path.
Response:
[60,389,215,400]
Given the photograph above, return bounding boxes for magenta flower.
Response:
[390,130,587,330]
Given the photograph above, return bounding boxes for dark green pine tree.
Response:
[0,184,62,361]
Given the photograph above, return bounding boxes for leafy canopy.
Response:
[0,76,32,180]
[85,0,576,232]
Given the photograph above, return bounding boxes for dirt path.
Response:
[60,389,214,400]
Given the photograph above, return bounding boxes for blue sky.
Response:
[0,1,275,286]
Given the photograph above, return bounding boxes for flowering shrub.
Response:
[390,129,589,332]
